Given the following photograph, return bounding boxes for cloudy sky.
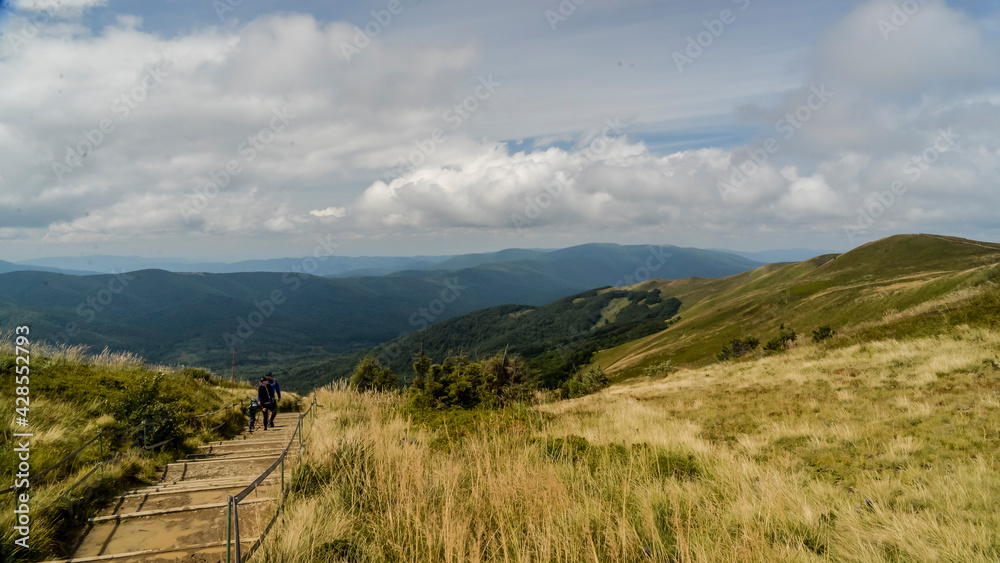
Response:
[1,0,998,260]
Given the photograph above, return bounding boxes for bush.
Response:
[408,352,531,410]
[349,356,397,392]
[812,325,836,343]
[107,371,185,448]
[560,366,610,398]
[716,337,760,362]
[643,360,674,378]
[764,324,797,354]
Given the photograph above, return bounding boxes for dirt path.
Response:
[46,412,303,563]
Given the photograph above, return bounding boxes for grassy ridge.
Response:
[594,234,1000,378]
[264,327,1000,561]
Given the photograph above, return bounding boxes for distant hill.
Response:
[16,254,452,277]
[0,244,762,385]
[711,248,836,264]
[0,260,96,276]
[14,244,758,278]
[426,249,550,271]
[384,244,763,293]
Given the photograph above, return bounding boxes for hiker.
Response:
[245,398,261,432]
[265,372,281,428]
[257,377,276,430]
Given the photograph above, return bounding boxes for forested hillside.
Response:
[288,287,681,391]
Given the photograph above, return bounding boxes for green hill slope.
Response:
[592,234,1000,377]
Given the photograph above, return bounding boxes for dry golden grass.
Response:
[262,329,1000,562]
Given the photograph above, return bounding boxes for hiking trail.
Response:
[46,411,303,563]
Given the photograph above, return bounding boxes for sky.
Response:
[0,0,998,260]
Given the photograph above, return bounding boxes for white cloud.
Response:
[2,0,1000,257]
[15,0,106,18]
[0,12,483,243]
[819,0,998,92]
[310,206,347,218]
[350,0,1000,244]
[16,0,105,8]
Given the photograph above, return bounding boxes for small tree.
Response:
[482,351,531,407]
[350,355,397,392]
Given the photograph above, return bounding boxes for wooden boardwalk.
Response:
[48,411,302,563]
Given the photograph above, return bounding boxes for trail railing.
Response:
[227,397,318,563]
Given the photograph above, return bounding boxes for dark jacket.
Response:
[258,383,275,406]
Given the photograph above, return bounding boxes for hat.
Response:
[266,372,274,378]
[259,377,268,383]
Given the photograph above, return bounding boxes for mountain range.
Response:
[2,235,997,394]
[10,244,821,277]
[0,243,764,381]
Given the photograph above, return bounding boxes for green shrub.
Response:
[408,352,530,410]
[716,337,760,361]
[560,365,610,398]
[349,355,398,392]
[107,371,185,448]
[812,325,836,343]
[764,324,797,354]
[643,360,674,378]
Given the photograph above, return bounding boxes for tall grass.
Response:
[0,341,260,560]
[262,328,1000,562]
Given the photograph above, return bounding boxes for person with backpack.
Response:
[265,372,281,428]
[244,398,261,432]
[257,377,276,430]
